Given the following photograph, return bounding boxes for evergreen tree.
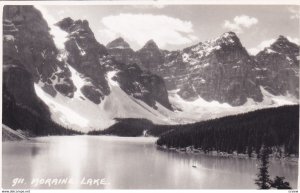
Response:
[255,146,272,189]
[156,105,299,156]
[271,176,292,189]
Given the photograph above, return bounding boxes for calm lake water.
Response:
[2,136,298,189]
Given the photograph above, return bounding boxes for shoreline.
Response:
[3,134,299,164]
[156,144,299,164]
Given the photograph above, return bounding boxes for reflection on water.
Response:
[2,136,298,189]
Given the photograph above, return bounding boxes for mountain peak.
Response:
[116,37,124,41]
[106,37,131,49]
[271,35,294,47]
[269,35,299,54]
[221,31,238,39]
[142,39,159,50]
[146,39,156,44]
[216,31,241,46]
[56,17,91,33]
[55,17,74,31]
[277,35,289,42]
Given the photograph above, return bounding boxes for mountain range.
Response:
[107,32,299,106]
[2,5,299,134]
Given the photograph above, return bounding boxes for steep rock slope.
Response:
[56,17,172,110]
[107,32,299,106]
[2,5,79,136]
[18,13,173,132]
[106,37,141,65]
[56,17,109,104]
[255,36,299,97]
[3,5,298,133]
[3,6,172,133]
[3,6,75,98]
[172,32,263,106]
[136,40,166,73]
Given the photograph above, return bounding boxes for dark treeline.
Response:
[3,90,82,136]
[156,105,299,156]
[88,118,175,137]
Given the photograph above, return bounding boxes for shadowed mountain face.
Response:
[107,37,131,49]
[2,6,80,136]
[136,40,166,72]
[3,6,74,119]
[2,5,299,134]
[254,36,299,97]
[106,37,142,69]
[166,32,263,106]
[2,5,173,135]
[3,6,75,99]
[56,17,110,104]
[107,32,299,106]
[56,17,172,109]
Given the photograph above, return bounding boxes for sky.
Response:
[38,4,299,54]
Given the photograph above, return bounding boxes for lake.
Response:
[2,136,298,189]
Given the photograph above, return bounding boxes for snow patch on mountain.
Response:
[190,41,221,58]
[104,71,174,125]
[35,5,68,50]
[68,65,89,99]
[34,67,175,132]
[180,33,237,66]
[259,86,298,105]
[166,87,298,124]
[34,65,116,132]
[75,40,86,56]
[4,35,15,41]
[51,25,68,50]
[107,71,120,86]
[34,83,93,130]
[34,70,298,132]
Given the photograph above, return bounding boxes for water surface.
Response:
[2,136,298,189]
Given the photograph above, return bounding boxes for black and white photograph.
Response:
[1,0,299,190]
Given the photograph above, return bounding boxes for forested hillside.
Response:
[156,105,299,156]
[88,118,174,137]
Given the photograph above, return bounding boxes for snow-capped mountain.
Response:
[55,17,110,104]
[163,32,264,106]
[2,5,299,134]
[55,17,172,110]
[107,37,131,49]
[254,35,299,98]
[106,37,141,68]
[3,6,75,123]
[108,32,299,106]
[3,5,172,132]
[136,40,166,72]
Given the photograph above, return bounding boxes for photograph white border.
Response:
[0,0,299,192]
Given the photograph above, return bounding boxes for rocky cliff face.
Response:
[3,6,75,98]
[106,37,141,67]
[3,6,173,133]
[2,5,77,135]
[136,40,165,73]
[56,17,110,104]
[108,33,263,106]
[255,36,299,97]
[106,38,172,109]
[3,6,75,115]
[3,5,298,133]
[56,18,172,109]
[108,32,299,106]
[114,63,172,110]
[172,32,263,106]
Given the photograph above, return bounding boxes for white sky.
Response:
[39,4,299,53]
